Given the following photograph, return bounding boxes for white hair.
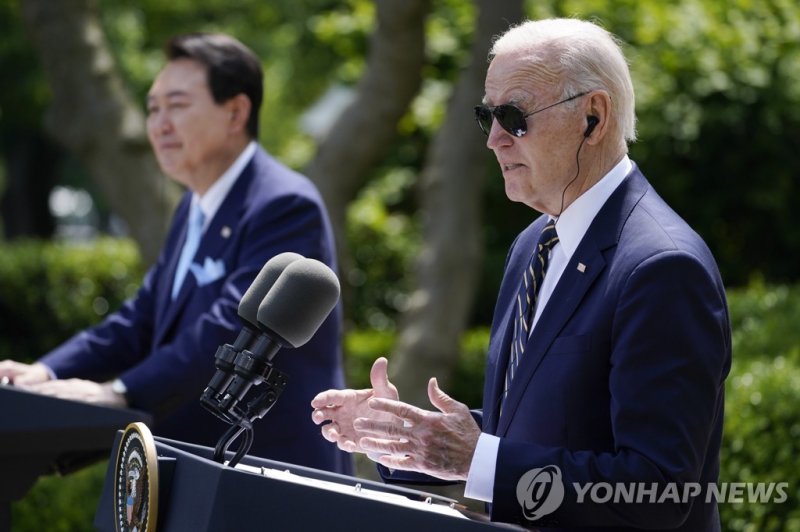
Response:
[490,18,637,143]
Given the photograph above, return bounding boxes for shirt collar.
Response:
[552,154,632,260]
[193,141,257,230]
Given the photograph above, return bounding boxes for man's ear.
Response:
[584,90,612,145]
[226,93,252,134]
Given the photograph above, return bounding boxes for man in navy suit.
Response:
[0,33,352,474]
[312,18,730,528]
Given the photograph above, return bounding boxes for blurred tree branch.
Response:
[305,0,431,307]
[389,0,523,406]
[20,0,179,264]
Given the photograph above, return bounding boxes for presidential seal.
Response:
[114,422,158,532]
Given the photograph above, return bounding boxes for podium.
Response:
[0,385,151,532]
[96,428,522,531]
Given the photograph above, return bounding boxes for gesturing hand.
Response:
[311,357,400,453]
[354,377,481,481]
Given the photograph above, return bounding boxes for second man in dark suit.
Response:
[0,33,352,474]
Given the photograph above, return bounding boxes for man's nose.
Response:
[486,118,512,150]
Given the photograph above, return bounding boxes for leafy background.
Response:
[1,0,799,529]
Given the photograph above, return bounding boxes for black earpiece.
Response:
[584,116,599,137]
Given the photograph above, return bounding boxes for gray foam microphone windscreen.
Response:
[256,258,341,348]
[238,252,304,326]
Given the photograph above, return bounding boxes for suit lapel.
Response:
[494,165,649,435]
[482,220,547,434]
[153,155,258,345]
[153,197,190,335]
[496,239,606,434]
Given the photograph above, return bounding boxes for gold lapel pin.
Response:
[577,262,587,273]
[221,226,232,239]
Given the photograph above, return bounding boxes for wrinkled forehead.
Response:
[483,48,564,106]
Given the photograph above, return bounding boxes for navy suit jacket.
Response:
[41,146,353,475]
[382,166,730,530]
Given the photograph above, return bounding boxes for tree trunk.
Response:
[20,0,178,264]
[389,0,524,407]
[305,0,430,310]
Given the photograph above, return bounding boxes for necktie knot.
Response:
[189,201,205,230]
[538,222,559,254]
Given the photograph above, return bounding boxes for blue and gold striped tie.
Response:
[504,220,559,400]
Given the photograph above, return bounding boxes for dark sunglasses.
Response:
[474,92,588,137]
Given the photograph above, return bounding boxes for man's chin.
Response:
[157,161,188,184]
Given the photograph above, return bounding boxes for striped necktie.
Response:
[503,220,559,400]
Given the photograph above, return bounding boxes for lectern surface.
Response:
[0,385,151,501]
[96,432,524,532]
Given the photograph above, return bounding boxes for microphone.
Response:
[217,257,341,416]
[200,252,302,420]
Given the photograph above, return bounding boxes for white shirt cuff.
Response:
[464,433,500,502]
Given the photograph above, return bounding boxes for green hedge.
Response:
[721,357,800,530]
[5,241,800,530]
[0,238,143,359]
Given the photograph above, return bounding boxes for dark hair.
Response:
[165,33,263,138]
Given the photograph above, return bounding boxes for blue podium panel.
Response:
[0,385,151,501]
[96,433,523,532]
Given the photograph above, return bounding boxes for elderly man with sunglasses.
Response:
[312,18,730,531]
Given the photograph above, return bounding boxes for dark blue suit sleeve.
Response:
[39,264,161,381]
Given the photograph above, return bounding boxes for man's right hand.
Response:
[0,360,51,386]
[311,356,400,453]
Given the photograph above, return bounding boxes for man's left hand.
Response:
[24,379,128,408]
[354,377,481,481]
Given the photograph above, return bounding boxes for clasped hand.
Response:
[311,357,481,481]
[0,359,126,407]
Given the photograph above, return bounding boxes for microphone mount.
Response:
[200,339,289,467]
[198,255,341,468]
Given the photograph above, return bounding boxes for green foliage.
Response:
[0,238,143,359]
[3,1,800,529]
[721,357,800,530]
[729,280,800,365]
[346,168,421,330]
[0,0,50,131]
[344,327,395,388]
[11,461,108,532]
[543,0,800,286]
[344,326,489,407]
[720,282,800,530]
[450,326,491,407]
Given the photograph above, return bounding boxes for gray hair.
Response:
[490,18,637,143]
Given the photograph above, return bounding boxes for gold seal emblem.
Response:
[114,422,158,532]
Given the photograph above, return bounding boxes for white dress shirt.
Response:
[464,155,633,502]
[45,142,258,381]
[192,141,257,229]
